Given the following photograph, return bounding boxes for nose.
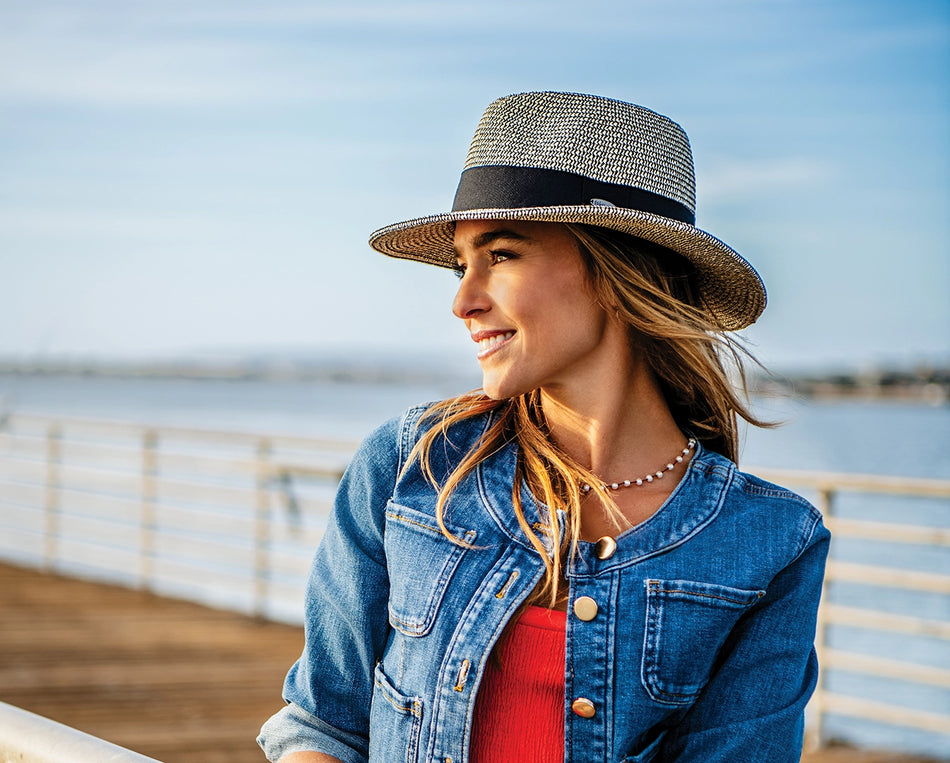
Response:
[452,270,491,320]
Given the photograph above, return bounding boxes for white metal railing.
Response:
[0,701,160,762]
[754,467,950,749]
[0,413,358,622]
[0,414,947,753]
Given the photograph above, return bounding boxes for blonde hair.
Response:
[408,223,769,606]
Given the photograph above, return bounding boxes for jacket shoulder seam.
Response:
[396,403,436,483]
[734,471,827,561]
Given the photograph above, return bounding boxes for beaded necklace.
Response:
[580,438,696,494]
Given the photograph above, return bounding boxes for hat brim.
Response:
[369,205,766,331]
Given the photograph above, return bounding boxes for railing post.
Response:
[140,429,158,591]
[253,437,273,618]
[44,422,62,572]
[806,485,835,751]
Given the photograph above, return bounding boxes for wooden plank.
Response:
[0,563,943,762]
[0,562,302,763]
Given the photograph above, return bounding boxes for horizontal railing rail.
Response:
[0,413,358,622]
[0,701,160,762]
[754,466,950,749]
[0,413,946,755]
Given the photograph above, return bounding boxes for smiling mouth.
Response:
[475,331,514,359]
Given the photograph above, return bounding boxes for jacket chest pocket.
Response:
[384,502,475,636]
[641,579,764,706]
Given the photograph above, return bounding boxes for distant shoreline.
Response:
[753,369,949,406]
[0,359,479,388]
[1,360,947,406]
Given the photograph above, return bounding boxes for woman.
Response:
[259,92,829,763]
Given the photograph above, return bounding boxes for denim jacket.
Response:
[259,404,830,763]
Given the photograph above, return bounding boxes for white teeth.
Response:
[478,332,513,352]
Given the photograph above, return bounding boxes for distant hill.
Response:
[1,357,946,405]
[752,364,949,405]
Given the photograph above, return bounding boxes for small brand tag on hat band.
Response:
[451,165,695,225]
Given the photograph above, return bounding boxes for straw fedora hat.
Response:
[369,91,766,330]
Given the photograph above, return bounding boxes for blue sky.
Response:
[1,0,947,373]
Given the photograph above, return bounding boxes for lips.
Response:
[472,330,514,359]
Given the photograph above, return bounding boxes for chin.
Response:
[480,374,532,402]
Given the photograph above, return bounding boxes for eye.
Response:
[452,263,466,279]
[489,250,514,265]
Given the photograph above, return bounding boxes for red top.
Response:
[469,605,567,763]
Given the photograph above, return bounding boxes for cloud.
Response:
[0,1,482,108]
[0,33,381,107]
[698,157,834,202]
[0,0,746,109]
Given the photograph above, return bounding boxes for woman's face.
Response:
[452,219,623,401]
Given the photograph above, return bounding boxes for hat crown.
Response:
[463,92,696,214]
[369,91,767,330]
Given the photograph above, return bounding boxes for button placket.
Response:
[565,557,615,761]
[571,596,600,716]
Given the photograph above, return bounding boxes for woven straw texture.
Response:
[465,92,696,211]
[369,92,766,330]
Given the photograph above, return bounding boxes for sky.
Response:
[1,0,948,374]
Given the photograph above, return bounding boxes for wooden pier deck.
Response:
[0,562,300,762]
[0,562,939,763]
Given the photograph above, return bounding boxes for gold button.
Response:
[573,596,599,621]
[594,535,617,560]
[571,697,596,718]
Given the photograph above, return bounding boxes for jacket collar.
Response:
[475,427,556,553]
[469,412,735,568]
[572,446,735,574]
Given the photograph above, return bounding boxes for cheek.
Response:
[530,297,607,357]
[574,305,610,345]
[557,281,608,333]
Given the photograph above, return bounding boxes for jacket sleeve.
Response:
[258,409,420,763]
[659,510,831,763]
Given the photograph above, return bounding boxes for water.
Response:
[1,372,948,757]
[0,372,473,441]
[742,394,950,481]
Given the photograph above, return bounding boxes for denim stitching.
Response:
[373,674,423,718]
[648,585,764,606]
[453,659,470,692]
[495,571,518,598]
[386,513,446,535]
[386,523,476,633]
[642,580,764,704]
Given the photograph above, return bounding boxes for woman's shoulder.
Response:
[695,448,829,553]
[358,399,494,463]
[346,400,497,508]
[350,402,434,475]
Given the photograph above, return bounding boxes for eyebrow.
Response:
[453,227,534,254]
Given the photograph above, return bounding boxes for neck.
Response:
[539,352,686,482]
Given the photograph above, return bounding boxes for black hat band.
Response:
[452,165,696,226]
